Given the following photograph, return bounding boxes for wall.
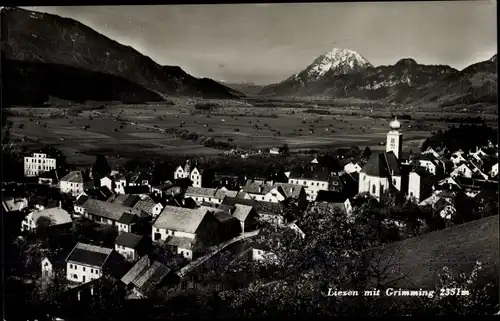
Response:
[152,227,195,242]
[66,262,102,284]
[288,178,329,201]
[358,173,389,199]
[24,155,57,177]
[60,181,84,197]
[115,244,137,261]
[41,258,54,279]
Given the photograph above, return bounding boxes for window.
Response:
[391,138,395,144]
[172,231,175,236]
[83,267,86,272]
[393,179,396,185]
[410,192,413,197]
[303,181,306,185]
[91,268,94,273]
[180,251,184,255]
[73,274,78,279]
[372,184,376,194]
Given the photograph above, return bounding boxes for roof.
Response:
[153,206,209,233]
[419,154,438,165]
[315,190,349,203]
[2,197,28,212]
[121,255,150,285]
[74,195,90,206]
[289,166,330,181]
[128,172,150,184]
[32,207,72,226]
[166,236,195,249]
[214,188,238,200]
[133,199,156,213]
[362,152,401,177]
[43,250,70,268]
[113,194,140,208]
[243,179,275,195]
[222,197,283,216]
[99,186,114,199]
[60,171,86,184]
[83,198,142,221]
[118,212,138,225]
[132,261,171,297]
[217,204,234,214]
[272,183,304,199]
[434,198,453,212]
[413,167,434,178]
[232,204,253,222]
[115,232,144,248]
[309,201,348,214]
[66,242,113,267]
[185,186,217,197]
[153,182,174,191]
[213,210,236,223]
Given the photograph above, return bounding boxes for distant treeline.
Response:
[421,124,497,153]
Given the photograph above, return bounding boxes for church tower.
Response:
[386,117,403,160]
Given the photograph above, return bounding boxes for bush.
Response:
[195,102,220,110]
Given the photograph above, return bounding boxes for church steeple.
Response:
[386,116,403,159]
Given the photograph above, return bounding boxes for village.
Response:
[3,117,499,318]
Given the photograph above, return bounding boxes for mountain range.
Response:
[0,7,242,107]
[256,48,497,106]
[1,7,496,108]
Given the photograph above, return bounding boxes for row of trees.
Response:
[421,124,497,153]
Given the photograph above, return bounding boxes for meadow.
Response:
[6,98,497,165]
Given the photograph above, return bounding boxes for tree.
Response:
[84,275,126,320]
[92,154,111,183]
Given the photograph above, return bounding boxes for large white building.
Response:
[358,118,403,199]
[22,207,72,232]
[65,243,114,284]
[24,152,57,177]
[287,166,331,201]
[174,160,202,188]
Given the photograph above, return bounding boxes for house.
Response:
[469,148,488,162]
[417,154,440,175]
[313,191,353,216]
[247,230,279,263]
[24,152,57,177]
[117,210,151,234]
[133,199,164,218]
[287,166,331,201]
[73,195,90,216]
[407,168,435,203]
[242,179,306,205]
[421,147,441,159]
[344,161,362,174]
[60,171,91,197]
[112,173,128,195]
[80,198,146,227]
[269,147,281,155]
[230,203,259,233]
[128,172,151,190]
[65,242,116,284]
[124,185,151,195]
[2,196,28,213]
[211,174,242,190]
[358,151,402,199]
[115,232,147,262]
[174,160,203,188]
[221,197,286,226]
[22,207,72,232]
[121,255,172,298]
[434,198,456,220]
[184,187,218,204]
[41,250,69,279]
[152,206,221,260]
[490,163,498,178]
[450,151,467,167]
[209,209,242,241]
[112,194,141,208]
[38,170,58,186]
[437,176,461,192]
[151,181,174,198]
[451,163,473,179]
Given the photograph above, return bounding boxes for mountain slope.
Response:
[218,81,265,96]
[260,48,373,96]
[0,7,242,106]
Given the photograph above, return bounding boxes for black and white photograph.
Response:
[1,1,499,319]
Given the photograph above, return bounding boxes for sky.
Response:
[26,2,497,85]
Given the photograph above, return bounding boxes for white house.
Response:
[41,251,68,279]
[490,163,498,178]
[22,207,72,232]
[24,152,57,177]
[73,195,90,216]
[2,197,28,213]
[417,156,439,175]
[450,152,467,168]
[60,171,90,197]
[421,147,441,159]
[469,148,488,162]
[152,206,211,260]
[133,199,164,218]
[269,147,281,155]
[287,166,331,201]
[451,163,473,179]
[407,169,434,203]
[242,179,306,204]
[65,243,114,284]
[114,232,145,262]
[437,177,461,191]
[344,161,362,174]
[174,160,202,188]
[314,191,353,216]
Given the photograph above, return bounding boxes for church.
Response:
[358,118,407,199]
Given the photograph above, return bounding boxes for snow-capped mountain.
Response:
[260,48,373,96]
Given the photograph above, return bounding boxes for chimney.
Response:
[59,200,62,208]
[146,256,151,267]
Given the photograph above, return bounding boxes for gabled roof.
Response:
[288,166,330,181]
[60,171,86,184]
[153,206,209,233]
[115,232,144,248]
[152,182,174,191]
[214,188,238,200]
[221,197,283,216]
[132,261,171,297]
[83,199,142,221]
[185,186,217,197]
[232,204,253,222]
[213,210,236,223]
[2,197,28,212]
[121,255,150,285]
[66,242,113,267]
[242,179,274,195]
[124,185,150,195]
[362,152,400,177]
[133,199,156,213]
[272,183,304,199]
[113,194,140,208]
[118,212,138,225]
[74,195,90,206]
[166,236,195,250]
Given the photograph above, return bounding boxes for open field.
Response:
[6,100,497,164]
[372,215,499,289]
